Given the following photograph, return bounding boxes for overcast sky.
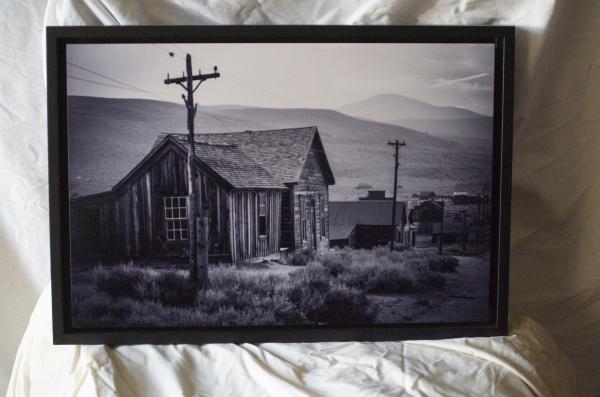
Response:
[67,42,495,116]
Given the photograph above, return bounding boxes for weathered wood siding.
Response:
[280,187,295,250]
[229,190,281,262]
[193,167,231,261]
[292,143,330,253]
[72,146,233,265]
[115,147,231,262]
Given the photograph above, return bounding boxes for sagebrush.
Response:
[72,247,458,327]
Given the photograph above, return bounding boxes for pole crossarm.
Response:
[164,72,220,85]
[387,140,407,148]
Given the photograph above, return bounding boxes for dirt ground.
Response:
[370,254,490,324]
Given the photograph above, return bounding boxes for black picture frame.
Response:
[47,25,514,345]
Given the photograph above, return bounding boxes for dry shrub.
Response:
[96,264,196,307]
[286,248,315,267]
[198,266,305,325]
[74,246,453,328]
[321,253,348,277]
[428,256,459,273]
[95,264,151,298]
[288,264,377,324]
[154,271,197,307]
[367,266,417,294]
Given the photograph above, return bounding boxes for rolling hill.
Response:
[338,93,494,145]
[339,93,486,121]
[67,96,492,200]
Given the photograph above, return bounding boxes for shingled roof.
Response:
[153,126,335,186]
[151,136,284,190]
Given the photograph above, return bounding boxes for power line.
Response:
[67,75,174,102]
[155,44,231,132]
[68,62,147,92]
[162,43,297,105]
[67,75,149,93]
[68,47,245,134]
[68,75,231,132]
[153,43,185,60]
[67,62,175,101]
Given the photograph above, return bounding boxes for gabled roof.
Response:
[329,201,406,227]
[153,126,335,186]
[115,135,285,191]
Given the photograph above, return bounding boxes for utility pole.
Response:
[388,140,406,251]
[164,54,220,288]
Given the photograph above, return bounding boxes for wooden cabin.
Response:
[70,126,335,266]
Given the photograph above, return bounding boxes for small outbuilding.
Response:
[328,200,410,249]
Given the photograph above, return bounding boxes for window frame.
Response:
[258,192,267,238]
[164,196,189,241]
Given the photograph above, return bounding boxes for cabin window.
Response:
[258,193,267,237]
[319,194,327,239]
[164,196,189,241]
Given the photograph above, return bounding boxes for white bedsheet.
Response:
[2,0,600,395]
[6,285,578,397]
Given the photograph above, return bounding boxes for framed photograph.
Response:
[47,25,514,345]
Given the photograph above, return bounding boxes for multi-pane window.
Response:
[164,196,189,241]
[258,193,267,237]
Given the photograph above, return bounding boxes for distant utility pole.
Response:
[388,140,406,251]
[164,54,220,288]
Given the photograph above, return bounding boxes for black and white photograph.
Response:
[66,40,496,329]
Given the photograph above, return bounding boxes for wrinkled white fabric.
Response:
[2,0,600,395]
[6,286,579,397]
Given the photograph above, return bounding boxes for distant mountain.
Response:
[67,96,492,200]
[339,93,486,122]
[339,94,493,143]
